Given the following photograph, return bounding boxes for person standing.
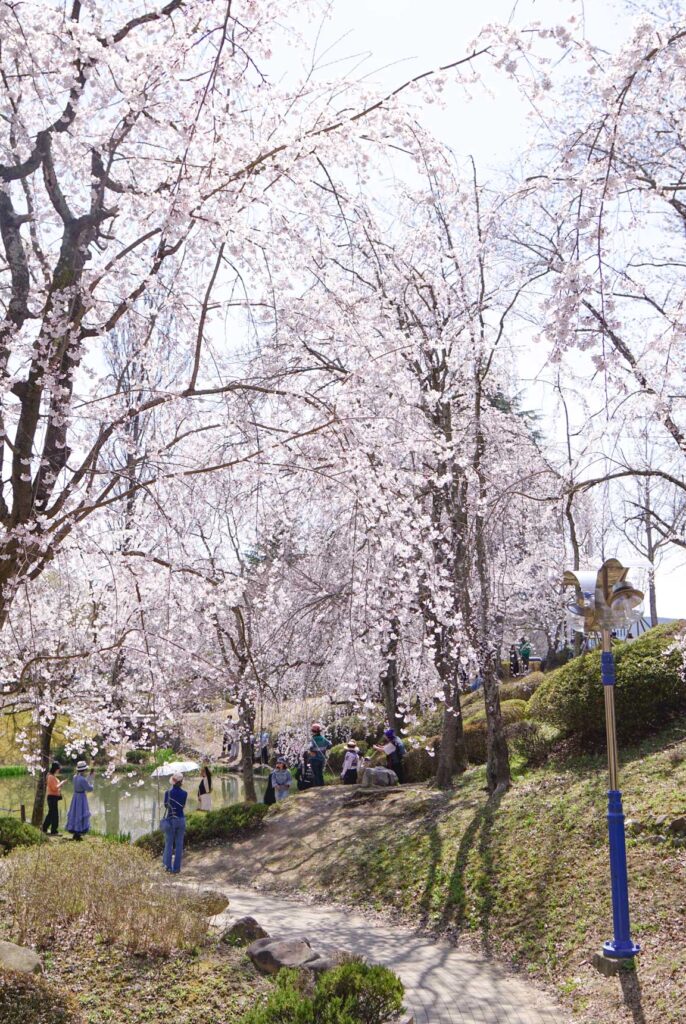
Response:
[197,763,212,811]
[295,751,315,791]
[340,741,361,785]
[519,637,532,673]
[270,759,292,802]
[162,773,187,874]
[42,762,65,835]
[308,723,332,786]
[509,644,521,678]
[66,761,94,840]
[259,731,270,765]
[374,729,406,784]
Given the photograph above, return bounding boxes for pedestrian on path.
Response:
[66,761,94,840]
[375,729,406,784]
[308,723,332,786]
[271,759,292,802]
[198,763,212,811]
[162,772,187,873]
[340,740,361,785]
[42,762,65,835]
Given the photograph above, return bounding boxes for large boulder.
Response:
[358,766,398,788]
[247,936,319,974]
[222,916,269,945]
[186,888,229,916]
[0,941,42,975]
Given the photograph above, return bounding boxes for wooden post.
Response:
[20,804,26,822]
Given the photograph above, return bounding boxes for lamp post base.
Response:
[602,939,640,959]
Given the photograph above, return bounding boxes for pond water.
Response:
[0,771,266,841]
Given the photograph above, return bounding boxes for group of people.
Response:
[263,722,407,805]
[509,637,532,678]
[42,760,94,840]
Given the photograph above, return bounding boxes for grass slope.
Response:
[187,723,686,1024]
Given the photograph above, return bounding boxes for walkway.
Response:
[181,882,570,1024]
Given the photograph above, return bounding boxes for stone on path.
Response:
[222,916,269,945]
[0,940,42,974]
[247,936,319,974]
[186,888,230,916]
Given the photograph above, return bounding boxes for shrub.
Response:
[125,748,147,764]
[3,841,207,955]
[134,800,268,857]
[528,623,686,746]
[403,740,438,783]
[239,962,404,1024]
[506,720,560,766]
[327,744,348,775]
[462,700,529,765]
[0,816,43,855]
[0,970,84,1024]
[498,673,545,702]
[314,962,404,1024]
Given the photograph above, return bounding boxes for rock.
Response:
[305,954,334,973]
[187,889,230,916]
[222,916,270,945]
[625,819,644,836]
[591,952,622,977]
[652,813,668,827]
[0,940,42,975]
[668,816,686,836]
[358,766,398,788]
[247,936,319,974]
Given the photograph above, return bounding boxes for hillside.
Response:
[184,721,686,1024]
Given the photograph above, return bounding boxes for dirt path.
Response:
[183,788,572,1024]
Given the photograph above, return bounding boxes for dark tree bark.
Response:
[379,617,403,734]
[31,716,56,827]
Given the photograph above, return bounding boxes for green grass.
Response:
[297,721,686,1023]
[0,765,29,777]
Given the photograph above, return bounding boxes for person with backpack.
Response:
[308,723,332,786]
[340,740,361,785]
[375,728,406,784]
[295,751,315,791]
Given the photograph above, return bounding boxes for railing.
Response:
[0,804,27,821]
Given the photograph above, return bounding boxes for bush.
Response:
[498,673,545,702]
[506,720,560,766]
[3,841,207,955]
[462,700,529,765]
[0,970,84,1024]
[239,962,404,1024]
[125,748,147,764]
[0,816,43,855]
[528,623,686,746]
[327,744,348,775]
[314,962,404,1024]
[134,800,268,857]
[403,740,438,783]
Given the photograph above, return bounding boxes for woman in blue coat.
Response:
[66,761,94,840]
[162,773,188,874]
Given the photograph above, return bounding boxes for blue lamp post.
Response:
[563,558,644,959]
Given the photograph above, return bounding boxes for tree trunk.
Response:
[435,675,468,789]
[31,716,56,827]
[482,656,510,794]
[241,736,257,803]
[379,617,403,734]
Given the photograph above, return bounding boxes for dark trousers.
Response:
[388,758,405,784]
[342,769,357,785]
[311,755,325,786]
[43,795,60,834]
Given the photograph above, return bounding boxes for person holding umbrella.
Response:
[162,772,187,874]
[66,760,94,841]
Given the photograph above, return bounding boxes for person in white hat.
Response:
[66,761,94,841]
[340,740,362,785]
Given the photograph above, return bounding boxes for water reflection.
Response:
[0,771,266,840]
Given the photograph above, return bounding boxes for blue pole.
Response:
[601,641,640,959]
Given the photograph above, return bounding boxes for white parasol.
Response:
[151,759,200,777]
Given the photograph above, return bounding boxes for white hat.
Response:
[171,772,184,784]
[76,760,89,771]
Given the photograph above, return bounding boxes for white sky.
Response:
[297,0,686,618]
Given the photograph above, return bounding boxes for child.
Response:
[271,758,292,802]
[340,740,361,785]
